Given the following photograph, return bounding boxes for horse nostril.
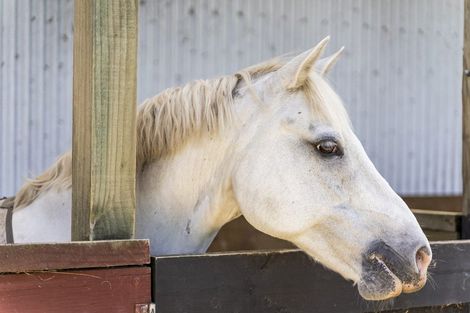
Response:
[401,246,432,294]
[416,246,431,276]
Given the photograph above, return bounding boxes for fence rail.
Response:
[152,240,470,313]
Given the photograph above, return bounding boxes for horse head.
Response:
[232,37,431,301]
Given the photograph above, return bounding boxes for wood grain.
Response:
[403,196,462,213]
[0,267,151,313]
[0,240,149,273]
[153,241,470,313]
[382,304,470,313]
[72,0,138,240]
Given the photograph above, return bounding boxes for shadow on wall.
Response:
[208,217,294,252]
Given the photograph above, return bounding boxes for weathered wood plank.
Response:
[382,304,470,313]
[423,230,459,241]
[0,267,151,313]
[462,0,470,238]
[412,209,462,217]
[153,241,470,313]
[72,0,138,240]
[404,196,462,213]
[0,239,149,273]
[413,210,460,240]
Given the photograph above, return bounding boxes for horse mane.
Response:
[137,58,283,164]
[14,58,284,210]
[14,152,72,210]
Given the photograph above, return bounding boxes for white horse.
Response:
[10,37,431,301]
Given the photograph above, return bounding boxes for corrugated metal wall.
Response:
[0,0,74,196]
[0,0,464,196]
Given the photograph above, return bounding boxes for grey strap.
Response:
[0,197,14,244]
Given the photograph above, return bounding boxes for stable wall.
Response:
[0,0,464,196]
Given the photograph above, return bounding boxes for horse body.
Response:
[10,37,432,301]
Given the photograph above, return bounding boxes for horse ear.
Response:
[286,36,330,90]
[316,46,344,76]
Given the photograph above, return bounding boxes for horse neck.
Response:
[136,98,255,255]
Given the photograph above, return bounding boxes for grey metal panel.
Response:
[1,0,17,195]
[0,0,464,196]
[137,0,464,196]
[0,0,74,196]
[29,0,46,188]
[14,0,30,202]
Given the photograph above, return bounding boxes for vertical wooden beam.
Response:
[462,0,470,239]
[72,0,138,240]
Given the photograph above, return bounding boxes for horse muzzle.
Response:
[357,240,432,301]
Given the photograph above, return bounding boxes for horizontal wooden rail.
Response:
[0,239,151,313]
[403,196,463,213]
[153,240,470,313]
[0,239,149,273]
[0,267,151,313]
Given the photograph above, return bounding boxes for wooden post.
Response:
[462,0,470,239]
[72,0,138,241]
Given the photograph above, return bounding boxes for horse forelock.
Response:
[300,74,352,133]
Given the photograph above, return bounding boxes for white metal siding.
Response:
[0,0,74,196]
[0,0,464,196]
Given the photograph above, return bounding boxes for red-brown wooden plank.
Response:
[0,267,151,313]
[0,239,149,273]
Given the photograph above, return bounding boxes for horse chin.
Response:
[357,257,403,301]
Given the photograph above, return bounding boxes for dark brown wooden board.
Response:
[152,241,470,313]
[413,210,461,232]
[0,267,151,313]
[382,304,470,313]
[403,196,462,213]
[0,239,149,273]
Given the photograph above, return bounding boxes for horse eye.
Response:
[315,140,340,155]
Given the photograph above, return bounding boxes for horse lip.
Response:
[360,249,427,300]
[365,240,422,281]
[368,252,410,284]
[358,253,404,300]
